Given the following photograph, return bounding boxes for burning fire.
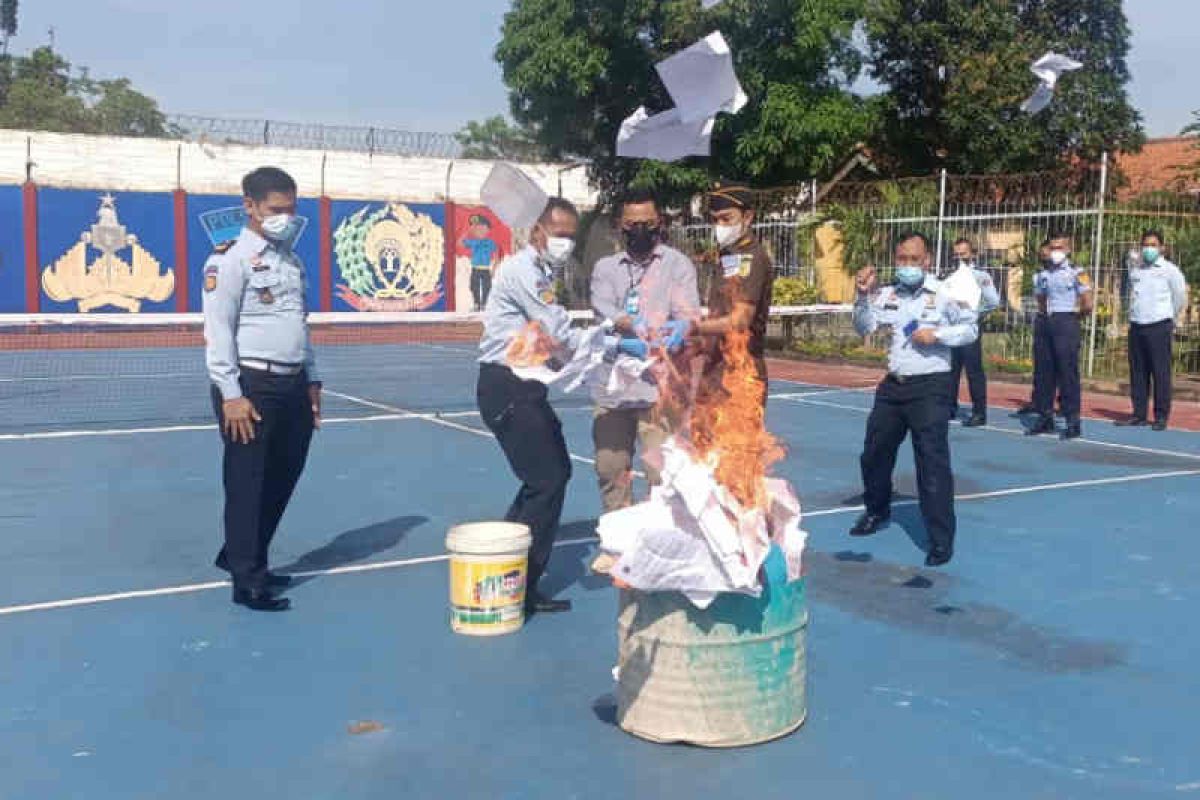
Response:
[686,328,784,511]
[506,321,556,368]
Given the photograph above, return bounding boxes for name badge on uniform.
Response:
[625,288,641,316]
[721,254,742,278]
[258,288,275,304]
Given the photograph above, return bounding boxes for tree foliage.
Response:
[495,0,873,205]
[455,114,547,161]
[0,46,168,137]
[864,0,1144,174]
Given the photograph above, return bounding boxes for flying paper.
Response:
[701,0,726,7]
[480,162,549,229]
[940,264,983,311]
[616,106,715,162]
[655,31,748,124]
[1021,52,1083,115]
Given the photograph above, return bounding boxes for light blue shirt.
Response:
[1035,262,1091,313]
[1128,256,1188,325]
[854,276,979,376]
[479,245,581,365]
[203,227,318,401]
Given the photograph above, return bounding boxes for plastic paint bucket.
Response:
[445,522,532,636]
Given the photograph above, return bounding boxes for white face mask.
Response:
[1049,249,1068,266]
[543,236,575,265]
[261,213,299,242]
[714,223,744,248]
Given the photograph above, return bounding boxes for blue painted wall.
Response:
[186,194,320,312]
[0,185,25,312]
[37,188,176,314]
[330,200,447,312]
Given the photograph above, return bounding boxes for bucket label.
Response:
[449,557,527,629]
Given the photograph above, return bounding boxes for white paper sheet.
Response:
[480,162,549,229]
[701,0,726,7]
[940,264,983,310]
[510,326,611,392]
[1021,52,1082,114]
[616,106,715,162]
[655,32,748,124]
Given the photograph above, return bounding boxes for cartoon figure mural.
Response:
[334,202,445,312]
[460,213,501,310]
[453,206,511,313]
[41,194,174,312]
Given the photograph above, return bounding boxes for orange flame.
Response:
[687,328,784,511]
[506,321,556,368]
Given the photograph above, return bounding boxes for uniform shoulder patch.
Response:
[203,264,219,293]
[539,287,557,304]
[1076,271,1091,286]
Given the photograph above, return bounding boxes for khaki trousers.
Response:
[592,405,667,513]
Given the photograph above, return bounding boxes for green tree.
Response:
[495,0,874,205]
[864,0,1144,175]
[1,0,16,54]
[0,46,169,137]
[455,114,546,160]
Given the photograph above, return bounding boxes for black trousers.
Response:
[860,372,955,553]
[211,369,314,591]
[471,270,492,309]
[1032,313,1082,422]
[476,362,572,593]
[950,334,987,416]
[1128,320,1174,422]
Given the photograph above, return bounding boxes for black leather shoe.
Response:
[962,413,987,428]
[525,594,572,614]
[1152,420,1168,432]
[924,547,953,567]
[232,587,290,612]
[1025,415,1055,436]
[1016,402,1036,414]
[215,554,292,587]
[849,512,890,537]
[1061,423,1082,440]
[1114,417,1148,427]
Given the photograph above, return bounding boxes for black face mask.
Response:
[622,223,660,259]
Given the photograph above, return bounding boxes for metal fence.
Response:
[662,159,1200,380]
[167,114,463,159]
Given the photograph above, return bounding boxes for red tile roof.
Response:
[1115,136,1199,199]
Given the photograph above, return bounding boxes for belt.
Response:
[239,358,304,375]
[886,371,947,385]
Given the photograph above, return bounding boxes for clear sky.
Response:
[7,0,1195,138]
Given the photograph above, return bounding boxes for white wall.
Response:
[0,129,597,208]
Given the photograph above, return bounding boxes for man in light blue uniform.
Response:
[849,232,978,567]
[203,166,321,612]
[1116,229,1189,430]
[1027,232,1093,440]
[476,197,593,615]
[946,238,1001,426]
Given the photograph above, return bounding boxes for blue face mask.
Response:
[1142,246,1160,265]
[895,266,926,288]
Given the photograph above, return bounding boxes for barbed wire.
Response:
[166,114,464,159]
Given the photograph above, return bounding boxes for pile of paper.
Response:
[596,437,807,608]
[617,31,747,162]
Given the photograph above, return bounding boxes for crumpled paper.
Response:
[617,106,715,163]
[512,326,658,396]
[597,437,807,608]
[656,32,748,124]
[1021,52,1083,114]
[940,264,983,310]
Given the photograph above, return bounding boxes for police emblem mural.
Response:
[41,194,175,312]
[334,202,444,311]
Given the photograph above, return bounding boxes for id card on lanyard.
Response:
[625,262,647,316]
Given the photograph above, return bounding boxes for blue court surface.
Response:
[1,336,1199,799]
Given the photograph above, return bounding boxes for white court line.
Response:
[325,389,611,470]
[786,394,1200,463]
[768,385,875,401]
[4,469,1198,619]
[0,411,482,442]
[803,468,1200,518]
[0,372,199,383]
[0,536,599,617]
